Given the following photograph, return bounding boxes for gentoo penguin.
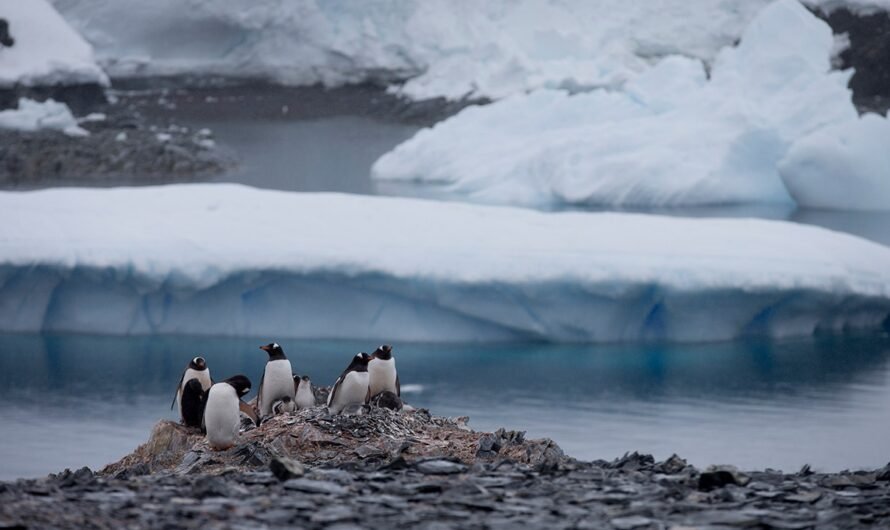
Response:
[294,375,315,409]
[327,352,371,414]
[171,356,212,424]
[204,375,252,450]
[271,396,295,415]
[369,344,399,398]
[257,343,295,418]
[180,379,208,429]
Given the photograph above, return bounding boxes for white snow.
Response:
[372,0,890,210]
[0,0,108,88]
[779,113,890,210]
[1,184,889,343]
[0,98,88,136]
[50,0,775,101]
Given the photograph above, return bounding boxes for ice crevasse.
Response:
[372,0,890,211]
[1,184,889,343]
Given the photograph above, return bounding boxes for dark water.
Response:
[1,333,889,480]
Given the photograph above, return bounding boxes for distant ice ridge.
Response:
[1,184,889,343]
[372,0,890,211]
[0,99,87,136]
[51,0,775,100]
[0,0,108,88]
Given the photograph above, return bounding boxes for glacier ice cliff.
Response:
[1,184,889,343]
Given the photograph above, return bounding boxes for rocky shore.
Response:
[2,406,890,529]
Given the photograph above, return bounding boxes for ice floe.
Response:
[0,184,888,342]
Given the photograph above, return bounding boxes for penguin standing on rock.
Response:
[327,353,371,414]
[294,375,315,409]
[171,357,212,426]
[179,379,208,428]
[204,375,252,450]
[257,343,295,419]
[368,344,399,398]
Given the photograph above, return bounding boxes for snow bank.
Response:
[779,113,890,210]
[372,0,868,209]
[51,0,773,101]
[1,184,889,343]
[0,98,87,136]
[0,0,107,88]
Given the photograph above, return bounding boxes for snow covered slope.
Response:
[51,0,773,100]
[1,184,889,342]
[0,0,108,88]
[372,0,875,209]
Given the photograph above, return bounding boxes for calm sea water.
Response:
[1,333,889,480]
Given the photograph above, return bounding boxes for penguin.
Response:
[327,352,371,414]
[171,356,212,424]
[271,396,295,415]
[204,375,252,450]
[257,343,295,419]
[180,378,208,429]
[294,375,316,409]
[368,344,400,398]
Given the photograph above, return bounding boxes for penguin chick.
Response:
[172,356,212,423]
[204,375,251,450]
[327,353,371,414]
[294,375,315,409]
[257,343,295,418]
[369,344,399,398]
[271,396,295,415]
[371,390,403,411]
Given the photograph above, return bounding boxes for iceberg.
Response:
[51,0,774,101]
[779,113,890,211]
[373,0,876,209]
[0,0,108,88]
[1,184,889,343]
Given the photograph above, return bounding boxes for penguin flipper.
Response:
[365,385,371,405]
[327,376,343,407]
[171,369,186,411]
[257,370,266,414]
[396,373,400,397]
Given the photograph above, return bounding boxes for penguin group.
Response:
[172,343,401,450]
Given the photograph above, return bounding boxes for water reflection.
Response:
[1,333,889,479]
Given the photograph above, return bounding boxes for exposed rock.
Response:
[269,456,305,481]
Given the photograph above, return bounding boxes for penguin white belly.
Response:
[260,359,294,417]
[177,368,212,413]
[368,358,397,397]
[328,372,369,414]
[204,384,240,450]
[295,382,315,409]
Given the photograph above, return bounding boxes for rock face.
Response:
[819,7,890,113]
[102,407,565,477]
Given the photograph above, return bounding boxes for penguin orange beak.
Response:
[259,345,271,353]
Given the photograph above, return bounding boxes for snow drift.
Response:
[0,98,87,136]
[0,0,107,88]
[373,0,888,210]
[1,184,889,343]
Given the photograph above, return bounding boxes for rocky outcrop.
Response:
[102,406,566,477]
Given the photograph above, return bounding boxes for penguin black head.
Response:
[189,356,207,371]
[224,375,252,398]
[347,352,372,373]
[372,344,393,360]
[259,343,287,360]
